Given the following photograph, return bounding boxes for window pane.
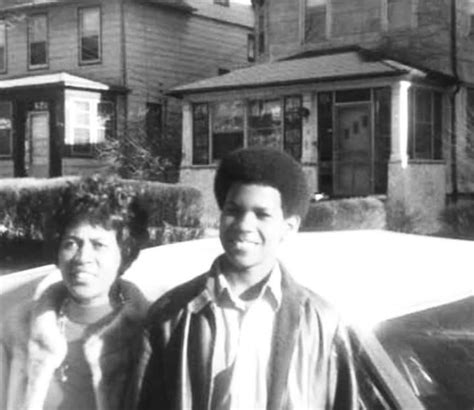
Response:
[30,42,46,66]
[212,101,244,133]
[98,101,115,141]
[248,99,282,149]
[374,87,391,194]
[193,103,209,165]
[0,129,11,156]
[433,92,442,160]
[80,8,100,62]
[284,96,302,160]
[30,15,47,41]
[317,92,333,194]
[305,0,326,41]
[0,22,5,72]
[211,101,244,161]
[74,128,90,145]
[28,15,47,66]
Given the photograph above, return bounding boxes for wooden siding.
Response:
[263,0,474,84]
[124,2,251,118]
[0,0,123,86]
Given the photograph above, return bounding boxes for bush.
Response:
[302,197,386,231]
[438,201,474,240]
[0,176,204,245]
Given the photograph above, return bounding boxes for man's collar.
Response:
[207,256,282,312]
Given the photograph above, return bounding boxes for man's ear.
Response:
[284,215,301,236]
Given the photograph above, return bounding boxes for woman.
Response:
[0,176,150,410]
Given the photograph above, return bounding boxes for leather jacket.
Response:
[139,261,358,410]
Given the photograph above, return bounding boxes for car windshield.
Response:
[375,296,474,409]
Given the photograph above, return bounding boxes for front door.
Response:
[25,111,50,177]
[334,104,372,196]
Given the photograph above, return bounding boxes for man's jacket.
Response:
[139,262,358,409]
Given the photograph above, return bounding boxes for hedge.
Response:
[302,197,386,231]
[0,176,204,245]
[438,201,474,240]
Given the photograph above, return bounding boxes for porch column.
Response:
[390,80,411,168]
[181,100,193,167]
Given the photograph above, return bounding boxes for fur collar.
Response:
[22,279,149,410]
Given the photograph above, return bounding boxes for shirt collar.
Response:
[206,256,282,312]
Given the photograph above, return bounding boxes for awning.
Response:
[0,72,126,92]
[169,50,449,97]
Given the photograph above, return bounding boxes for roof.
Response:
[0,0,253,27]
[169,50,432,96]
[0,72,119,91]
[188,0,253,28]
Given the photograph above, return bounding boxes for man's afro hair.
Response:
[214,147,311,219]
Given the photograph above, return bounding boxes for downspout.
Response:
[449,0,460,202]
[120,0,129,131]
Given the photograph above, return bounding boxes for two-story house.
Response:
[0,0,253,178]
[172,0,474,231]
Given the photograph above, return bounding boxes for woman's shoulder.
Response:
[0,301,33,349]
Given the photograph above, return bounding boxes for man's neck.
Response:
[220,258,276,298]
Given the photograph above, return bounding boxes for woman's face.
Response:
[58,221,122,306]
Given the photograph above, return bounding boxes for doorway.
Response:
[334,103,372,196]
[25,111,50,177]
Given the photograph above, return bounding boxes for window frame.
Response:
[0,101,13,158]
[191,96,304,165]
[27,13,48,70]
[247,33,256,62]
[408,87,443,161]
[65,98,115,158]
[0,20,6,74]
[304,0,328,41]
[78,6,102,65]
[214,0,229,6]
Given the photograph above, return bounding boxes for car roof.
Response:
[1,230,472,328]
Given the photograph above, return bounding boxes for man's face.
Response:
[58,221,122,306]
[219,183,300,276]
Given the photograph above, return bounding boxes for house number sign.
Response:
[34,102,49,110]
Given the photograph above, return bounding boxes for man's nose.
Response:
[236,211,257,228]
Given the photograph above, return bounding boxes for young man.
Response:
[139,147,358,409]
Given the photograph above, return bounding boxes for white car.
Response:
[1,230,473,409]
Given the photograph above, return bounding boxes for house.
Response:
[0,0,253,178]
[171,0,474,232]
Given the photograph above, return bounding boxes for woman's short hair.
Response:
[214,147,311,219]
[54,176,149,275]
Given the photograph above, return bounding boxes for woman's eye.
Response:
[61,239,78,250]
[93,242,107,250]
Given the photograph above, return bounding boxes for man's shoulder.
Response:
[282,271,341,325]
[146,272,209,324]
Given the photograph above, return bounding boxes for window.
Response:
[79,7,101,64]
[248,99,282,149]
[0,21,6,73]
[408,88,442,160]
[192,103,209,165]
[191,97,303,165]
[469,0,474,36]
[332,0,381,36]
[0,101,12,157]
[305,0,327,41]
[387,0,413,29]
[211,101,244,161]
[66,99,114,156]
[146,103,162,155]
[28,14,48,68]
[214,0,229,5]
[247,33,255,62]
[257,7,266,55]
[284,96,303,160]
[466,88,474,158]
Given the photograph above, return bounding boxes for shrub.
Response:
[438,201,474,240]
[385,200,425,233]
[0,176,203,245]
[302,197,386,231]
